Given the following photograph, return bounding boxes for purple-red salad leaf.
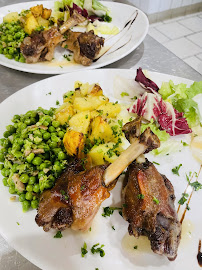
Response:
[135,68,159,93]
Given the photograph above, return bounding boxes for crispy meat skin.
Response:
[62,30,104,66]
[36,160,110,232]
[122,159,181,260]
[20,27,64,63]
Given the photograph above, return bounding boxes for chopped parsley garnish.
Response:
[85,114,88,119]
[119,210,123,216]
[118,119,123,128]
[122,203,128,208]
[102,206,122,217]
[91,243,105,257]
[64,91,74,99]
[137,194,144,199]
[97,109,103,116]
[60,190,65,195]
[153,196,159,204]
[89,227,92,232]
[54,231,63,238]
[63,54,71,61]
[172,164,182,176]
[59,65,63,68]
[131,96,137,100]
[153,161,160,165]
[120,92,129,97]
[189,181,202,191]
[181,141,189,146]
[186,204,190,210]
[80,185,85,191]
[56,100,60,106]
[81,242,88,257]
[134,245,138,249]
[178,193,189,205]
[112,225,115,230]
[64,44,68,49]
[95,268,99,270]
[16,222,20,225]
[129,117,133,122]
[46,92,51,95]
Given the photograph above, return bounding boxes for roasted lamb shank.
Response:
[122,119,181,261]
[36,127,159,232]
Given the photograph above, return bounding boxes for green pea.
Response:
[17,138,24,146]
[53,148,61,155]
[52,121,60,128]
[1,168,10,177]
[58,151,67,160]
[0,138,6,146]
[29,176,36,185]
[58,131,64,138]
[0,164,4,170]
[19,193,26,202]
[25,191,33,201]
[3,131,11,138]
[26,153,35,163]
[38,171,45,179]
[26,184,33,192]
[14,151,22,158]
[6,125,16,134]
[0,147,7,154]
[5,54,13,59]
[2,177,8,186]
[20,173,29,183]
[19,56,25,63]
[22,200,31,212]
[48,126,55,133]
[11,163,18,173]
[9,186,16,194]
[43,132,51,140]
[12,143,20,151]
[32,156,42,166]
[0,153,5,162]
[39,163,46,170]
[33,184,40,193]
[51,135,60,143]
[13,114,20,122]
[53,164,62,172]
[49,141,57,148]
[31,199,39,209]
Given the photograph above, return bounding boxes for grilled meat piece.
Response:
[20,27,64,63]
[36,127,160,232]
[60,10,86,34]
[122,159,181,260]
[62,30,104,66]
[36,159,110,232]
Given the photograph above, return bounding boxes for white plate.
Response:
[0,1,148,74]
[0,69,201,270]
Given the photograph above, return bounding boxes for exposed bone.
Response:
[60,10,86,34]
[103,127,160,186]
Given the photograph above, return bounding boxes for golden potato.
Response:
[89,116,113,143]
[30,4,43,17]
[3,12,19,23]
[24,14,39,35]
[88,143,119,165]
[73,95,108,112]
[63,130,84,158]
[89,84,103,96]
[69,111,90,134]
[42,8,52,19]
[36,16,49,29]
[55,103,74,125]
[97,102,121,118]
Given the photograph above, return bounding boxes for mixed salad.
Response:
[0,68,202,213]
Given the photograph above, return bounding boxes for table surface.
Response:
[0,0,201,269]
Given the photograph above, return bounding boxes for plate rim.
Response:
[0,1,149,74]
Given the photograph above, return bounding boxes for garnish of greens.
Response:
[0,107,68,212]
[172,164,182,176]
[102,206,122,217]
[81,242,88,257]
[54,231,63,238]
[91,243,105,257]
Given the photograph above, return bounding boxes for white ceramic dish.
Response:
[0,69,201,270]
[0,1,149,74]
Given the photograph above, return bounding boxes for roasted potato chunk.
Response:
[63,130,84,158]
[97,102,121,118]
[89,116,113,143]
[42,8,52,19]
[30,4,43,17]
[24,14,39,35]
[88,142,119,165]
[36,16,49,29]
[90,84,103,96]
[3,12,19,23]
[55,103,74,125]
[73,96,108,112]
[69,111,90,134]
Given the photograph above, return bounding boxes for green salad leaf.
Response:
[159,80,202,128]
[141,121,169,142]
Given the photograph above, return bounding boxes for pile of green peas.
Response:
[0,21,26,62]
[0,107,68,212]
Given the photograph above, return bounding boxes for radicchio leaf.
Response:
[128,92,192,136]
[69,3,88,18]
[135,68,159,93]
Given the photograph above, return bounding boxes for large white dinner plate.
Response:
[0,69,201,270]
[0,1,148,74]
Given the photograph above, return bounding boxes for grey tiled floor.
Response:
[149,12,202,75]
